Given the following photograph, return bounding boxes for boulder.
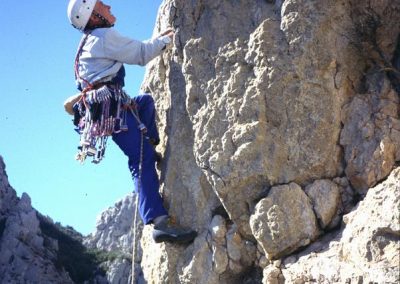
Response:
[250,183,319,259]
[305,179,341,229]
[276,167,400,283]
[340,74,399,193]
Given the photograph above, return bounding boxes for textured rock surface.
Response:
[305,179,341,229]
[0,156,73,283]
[139,216,257,284]
[143,0,400,237]
[250,183,319,260]
[87,194,136,251]
[340,74,399,193]
[272,167,400,284]
[137,0,399,282]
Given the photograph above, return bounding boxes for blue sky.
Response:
[0,0,162,235]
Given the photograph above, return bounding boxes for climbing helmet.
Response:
[67,0,97,31]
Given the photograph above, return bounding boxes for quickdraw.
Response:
[74,84,135,164]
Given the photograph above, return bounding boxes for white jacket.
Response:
[76,28,170,87]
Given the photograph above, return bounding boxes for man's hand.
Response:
[159,28,174,40]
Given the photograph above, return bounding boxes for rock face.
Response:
[270,167,400,284]
[142,0,400,237]
[305,179,341,230]
[0,157,73,283]
[137,0,399,283]
[87,194,136,252]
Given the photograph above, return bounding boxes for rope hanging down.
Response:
[130,107,145,284]
[131,189,140,284]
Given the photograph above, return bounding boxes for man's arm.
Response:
[103,28,173,66]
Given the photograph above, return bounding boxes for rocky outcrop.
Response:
[87,194,136,252]
[85,194,139,284]
[137,0,399,283]
[0,156,120,283]
[142,0,399,237]
[250,183,320,260]
[305,179,341,230]
[266,167,400,284]
[340,74,399,193]
[0,156,73,283]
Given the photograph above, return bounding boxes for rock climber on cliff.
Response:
[66,0,197,243]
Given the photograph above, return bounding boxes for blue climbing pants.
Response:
[112,94,168,224]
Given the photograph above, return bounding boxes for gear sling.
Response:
[71,32,168,224]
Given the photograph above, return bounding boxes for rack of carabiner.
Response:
[74,85,134,164]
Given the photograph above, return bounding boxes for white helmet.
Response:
[67,0,97,31]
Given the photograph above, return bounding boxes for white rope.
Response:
[130,189,139,284]
[131,131,144,284]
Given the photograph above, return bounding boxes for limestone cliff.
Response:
[136,0,400,283]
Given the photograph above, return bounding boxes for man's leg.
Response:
[113,98,197,243]
[112,110,167,224]
[133,93,160,145]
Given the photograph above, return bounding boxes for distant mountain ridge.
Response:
[0,156,132,283]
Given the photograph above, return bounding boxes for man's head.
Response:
[68,0,116,32]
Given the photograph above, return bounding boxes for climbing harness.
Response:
[72,33,147,164]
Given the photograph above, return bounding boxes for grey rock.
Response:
[212,244,228,274]
[305,179,341,229]
[250,183,319,260]
[210,214,227,245]
[277,167,400,284]
[0,156,73,283]
[85,193,141,284]
[226,225,242,262]
[263,265,283,284]
[137,1,399,281]
[340,74,399,193]
[86,193,138,251]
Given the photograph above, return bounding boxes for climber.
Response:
[66,0,197,243]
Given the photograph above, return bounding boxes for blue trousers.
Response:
[112,94,168,224]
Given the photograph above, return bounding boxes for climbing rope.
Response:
[74,33,93,91]
[130,107,146,284]
[131,188,139,284]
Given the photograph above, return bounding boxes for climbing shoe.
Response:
[152,218,197,244]
[149,138,160,146]
[155,151,162,163]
